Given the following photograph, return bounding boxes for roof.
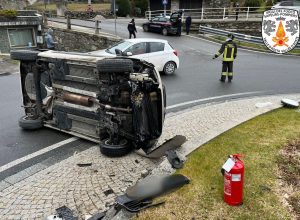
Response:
[124,38,168,43]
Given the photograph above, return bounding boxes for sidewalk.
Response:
[1,93,300,219]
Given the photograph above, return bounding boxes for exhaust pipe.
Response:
[62,92,93,107]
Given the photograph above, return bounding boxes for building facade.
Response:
[0,11,43,53]
[149,0,231,11]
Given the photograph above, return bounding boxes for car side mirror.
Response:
[126,52,133,56]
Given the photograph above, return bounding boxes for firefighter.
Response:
[213,34,237,82]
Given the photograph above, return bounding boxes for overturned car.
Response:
[11,50,166,157]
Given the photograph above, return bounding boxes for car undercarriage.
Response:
[11,50,166,157]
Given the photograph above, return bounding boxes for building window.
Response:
[7,28,36,48]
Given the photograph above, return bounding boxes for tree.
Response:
[116,0,130,17]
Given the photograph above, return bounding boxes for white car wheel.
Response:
[164,61,176,75]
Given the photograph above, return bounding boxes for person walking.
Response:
[235,2,240,21]
[128,18,137,39]
[45,28,57,50]
[213,34,237,82]
[185,15,192,35]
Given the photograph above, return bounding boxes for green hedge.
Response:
[0,10,18,18]
[244,0,262,8]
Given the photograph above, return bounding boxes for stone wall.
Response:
[195,20,262,36]
[0,28,10,53]
[0,0,27,9]
[202,0,231,8]
[51,27,120,52]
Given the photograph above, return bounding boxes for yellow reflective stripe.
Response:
[231,48,234,59]
[216,52,221,56]
[222,72,228,76]
[228,72,233,76]
[224,47,227,58]
[223,57,234,61]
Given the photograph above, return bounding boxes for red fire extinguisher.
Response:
[222,154,244,206]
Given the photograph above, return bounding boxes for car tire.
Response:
[96,59,133,73]
[163,61,176,75]
[100,138,132,157]
[162,28,168,36]
[10,50,39,61]
[143,25,149,32]
[19,116,43,130]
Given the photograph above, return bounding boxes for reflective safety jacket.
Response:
[215,40,237,62]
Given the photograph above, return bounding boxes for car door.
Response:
[149,17,160,32]
[124,42,148,61]
[147,42,166,71]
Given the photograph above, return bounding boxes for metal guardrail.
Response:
[145,7,271,21]
[199,26,300,49]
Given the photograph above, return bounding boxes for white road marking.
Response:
[0,137,78,173]
[166,91,266,110]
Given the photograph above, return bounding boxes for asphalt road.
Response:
[0,18,299,177]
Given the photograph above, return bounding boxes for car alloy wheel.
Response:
[162,28,168,36]
[164,61,176,75]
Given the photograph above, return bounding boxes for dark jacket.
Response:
[185,16,192,26]
[216,40,237,61]
[128,21,137,32]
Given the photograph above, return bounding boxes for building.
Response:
[149,0,231,11]
[0,10,43,53]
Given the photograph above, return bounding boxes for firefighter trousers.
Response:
[221,61,234,82]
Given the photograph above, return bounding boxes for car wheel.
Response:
[162,28,168,36]
[10,50,39,61]
[163,61,176,75]
[96,59,133,73]
[143,25,149,32]
[19,116,43,130]
[100,138,132,157]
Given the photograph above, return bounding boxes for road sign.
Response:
[162,0,168,5]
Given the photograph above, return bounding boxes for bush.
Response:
[244,0,261,8]
[0,10,18,18]
[134,0,148,14]
[116,0,130,17]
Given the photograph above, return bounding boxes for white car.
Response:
[271,1,300,13]
[89,38,179,75]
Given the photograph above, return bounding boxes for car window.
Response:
[149,42,165,53]
[159,17,168,22]
[125,42,147,55]
[152,17,159,22]
[106,41,132,54]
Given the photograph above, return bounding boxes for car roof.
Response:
[124,38,169,44]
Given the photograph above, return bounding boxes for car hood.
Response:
[87,49,116,57]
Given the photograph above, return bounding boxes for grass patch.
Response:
[210,35,300,55]
[136,108,300,220]
[29,3,110,12]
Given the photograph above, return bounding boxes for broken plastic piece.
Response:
[281,98,299,108]
[77,163,92,167]
[166,150,183,169]
[136,135,187,159]
[56,206,78,220]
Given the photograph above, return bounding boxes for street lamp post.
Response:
[114,0,117,36]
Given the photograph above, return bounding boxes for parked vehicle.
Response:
[11,49,166,157]
[89,38,179,75]
[142,11,183,36]
[271,1,300,13]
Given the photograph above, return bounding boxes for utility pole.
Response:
[114,0,117,36]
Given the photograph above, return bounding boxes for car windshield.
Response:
[105,41,132,54]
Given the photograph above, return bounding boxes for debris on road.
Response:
[77,163,92,167]
[255,102,273,108]
[166,150,184,169]
[281,99,299,108]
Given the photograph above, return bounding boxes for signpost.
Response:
[162,0,168,17]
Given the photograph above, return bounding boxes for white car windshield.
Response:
[106,41,132,54]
